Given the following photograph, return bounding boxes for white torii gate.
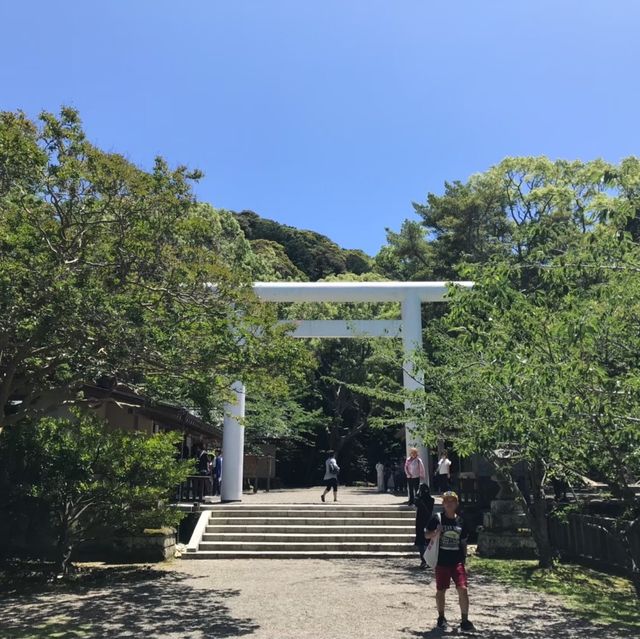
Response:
[221,280,473,502]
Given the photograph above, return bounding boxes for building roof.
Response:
[83,383,222,439]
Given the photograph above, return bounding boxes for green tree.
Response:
[0,411,191,575]
[378,156,640,568]
[248,238,306,281]
[411,229,640,568]
[377,157,623,282]
[0,109,305,429]
[277,273,405,483]
[234,210,372,280]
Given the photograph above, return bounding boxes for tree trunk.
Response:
[528,461,555,568]
[55,537,73,576]
[631,570,640,600]
[626,518,640,600]
[55,515,74,576]
[528,490,554,568]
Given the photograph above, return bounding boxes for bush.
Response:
[0,411,191,574]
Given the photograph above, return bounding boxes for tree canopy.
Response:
[385,157,640,566]
[0,109,307,429]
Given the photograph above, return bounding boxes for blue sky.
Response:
[1,1,639,255]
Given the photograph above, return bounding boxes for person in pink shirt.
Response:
[404,447,426,505]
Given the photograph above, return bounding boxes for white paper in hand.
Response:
[423,513,441,569]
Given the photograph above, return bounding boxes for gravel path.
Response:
[0,558,631,639]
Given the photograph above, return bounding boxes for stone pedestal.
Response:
[477,481,538,559]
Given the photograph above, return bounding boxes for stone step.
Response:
[205,503,414,510]
[185,503,421,559]
[183,550,416,560]
[209,509,415,519]
[202,533,413,542]
[205,525,414,534]
[196,541,416,552]
[207,517,413,526]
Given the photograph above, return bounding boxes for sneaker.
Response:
[436,616,447,629]
[320,493,325,502]
[460,619,475,632]
[420,559,427,568]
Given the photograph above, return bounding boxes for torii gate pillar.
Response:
[220,381,245,503]
[401,293,431,476]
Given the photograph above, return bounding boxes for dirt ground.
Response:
[0,557,632,639]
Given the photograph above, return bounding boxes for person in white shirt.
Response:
[321,451,340,502]
[375,461,385,493]
[435,450,452,493]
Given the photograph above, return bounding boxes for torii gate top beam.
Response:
[252,281,473,303]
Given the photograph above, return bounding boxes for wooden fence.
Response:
[548,513,640,574]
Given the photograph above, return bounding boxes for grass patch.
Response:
[468,556,639,630]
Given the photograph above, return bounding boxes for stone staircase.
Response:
[183,503,417,559]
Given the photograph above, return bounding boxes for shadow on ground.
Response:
[318,559,634,639]
[400,611,620,639]
[0,566,258,638]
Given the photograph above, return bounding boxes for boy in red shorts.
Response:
[425,490,475,632]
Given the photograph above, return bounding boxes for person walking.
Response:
[435,450,452,493]
[404,447,426,505]
[321,450,340,502]
[375,461,385,493]
[425,490,475,632]
[414,483,435,568]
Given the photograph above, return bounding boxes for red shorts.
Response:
[435,562,468,590]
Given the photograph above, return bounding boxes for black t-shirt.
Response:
[426,513,469,566]
[197,451,209,473]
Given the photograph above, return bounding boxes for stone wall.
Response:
[77,528,177,562]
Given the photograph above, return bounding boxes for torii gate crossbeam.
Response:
[220,280,473,502]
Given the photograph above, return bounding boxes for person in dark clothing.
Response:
[426,491,475,632]
[211,448,221,496]
[414,483,435,568]
[390,462,400,493]
[214,449,223,494]
[394,464,405,494]
[197,447,210,474]
[192,445,210,501]
[397,458,407,494]
[383,463,392,493]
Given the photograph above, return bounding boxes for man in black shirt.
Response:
[426,491,475,632]
[415,483,435,568]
